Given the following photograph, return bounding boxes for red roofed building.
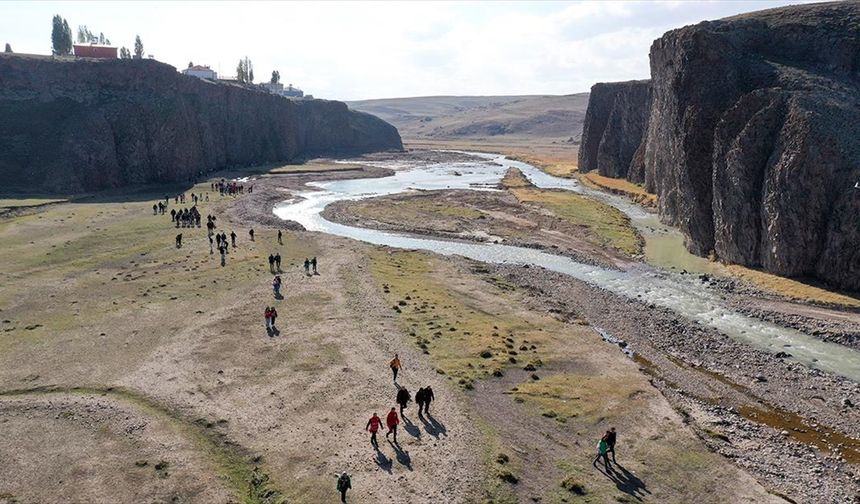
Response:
[74,44,118,59]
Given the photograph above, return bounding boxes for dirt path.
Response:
[118,232,481,503]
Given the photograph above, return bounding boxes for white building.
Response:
[260,82,284,94]
[182,65,217,80]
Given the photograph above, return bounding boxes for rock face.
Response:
[579,2,860,290]
[0,54,402,192]
[577,80,650,181]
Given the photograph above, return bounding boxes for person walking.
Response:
[274,253,281,271]
[593,434,612,471]
[303,258,310,275]
[264,307,272,331]
[385,407,400,445]
[311,256,318,274]
[390,354,402,382]
[175,233,182,248]
[268,254,275,273]
[273,276,282,297]
[270,306,278,330]
[230,230,237,248]
[415,387,426,416]
[365,412,383,449]
[249,228,255,241]
[423,385,435,415]
[277,229,283,245]
[396,386,411,416]
[336,472,351,503]
[606,427,617,463]
[170,208,176,222]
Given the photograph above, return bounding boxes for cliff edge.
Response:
[0,54,402,192]
[578,2,860,290]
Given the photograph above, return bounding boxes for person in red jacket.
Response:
[385,407,400,445]
[365,412,382,449]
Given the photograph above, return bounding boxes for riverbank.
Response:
[2,151,858,504]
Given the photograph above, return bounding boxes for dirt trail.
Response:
[119,232,481,503]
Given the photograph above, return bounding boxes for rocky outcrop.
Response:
[0,54,402,192]
[577,80,650,181]
[579,2,860,290]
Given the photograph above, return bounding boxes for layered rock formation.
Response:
[576,80,650,181]
[578,2,860,289]
[0,54,402,192]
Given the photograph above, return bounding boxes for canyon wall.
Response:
[578,2,860,289]
[0,54,402,192]
[576,80,650,181]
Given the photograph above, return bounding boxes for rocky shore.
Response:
[492,263,860,503]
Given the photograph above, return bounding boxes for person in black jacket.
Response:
[396,386,411,416]
[605,427,617,463]
[415,387,426,416]
[423,386,435,415]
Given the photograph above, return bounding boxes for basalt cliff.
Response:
[578,2,860,290]
[0,54,402,192]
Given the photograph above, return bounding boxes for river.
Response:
[272,152,860,382]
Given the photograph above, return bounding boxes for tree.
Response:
[271,70,280,85]
[4,43,11,53]
[62,19,72,51]
[236,57,254,83]
[119,47,131,59]
[236,59,245,82]
[51,15,72,55]
[134,35,143,59]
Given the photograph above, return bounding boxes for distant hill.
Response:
[348,94,589,142]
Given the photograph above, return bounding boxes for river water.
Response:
[273,152,860,382]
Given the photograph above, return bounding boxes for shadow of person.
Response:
[598,463,650,501]
[271,327,280,337]
[374,447,392,474]
[274,292,284,300]
[266,327,273,337]
[389,440,413,471]
[402,415,421,439]
[423,414,447,438]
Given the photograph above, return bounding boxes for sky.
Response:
[2,1,812,101]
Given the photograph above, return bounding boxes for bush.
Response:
[561,476,586,495]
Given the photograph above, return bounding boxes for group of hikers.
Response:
[171,206,202,228]
[363,354,436,449]
[303,257,318,275]
[212,179,249,196]
[593,427,619,471]
[268,253,282,273]
[263,306,279,332]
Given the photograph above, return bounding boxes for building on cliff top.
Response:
[182,65,217,80]
[73,43,117,59]
[282,84,303,98]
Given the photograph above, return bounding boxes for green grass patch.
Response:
[503,169,642,255]
[511,373,643,424]
[369,249,556,388]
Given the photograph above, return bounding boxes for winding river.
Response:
[273,152,860,382]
